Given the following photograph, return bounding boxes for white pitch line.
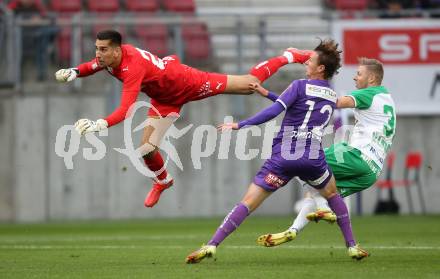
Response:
[227,245,440,250]
[1,245,439,250]
[0,235,203,243]
[0,245,141,250]
[0,232,263,243]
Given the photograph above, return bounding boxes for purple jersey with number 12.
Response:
[273,79,337,158]
[254,79,337,192]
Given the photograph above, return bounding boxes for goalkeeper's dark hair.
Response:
[314,39,342,79]
[96,30,122,47]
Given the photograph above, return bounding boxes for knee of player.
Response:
[318,187,338,199]
[304,191,313,198]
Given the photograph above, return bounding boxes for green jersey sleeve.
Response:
[350,88,375,110]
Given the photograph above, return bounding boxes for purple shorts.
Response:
[253,154,332,192]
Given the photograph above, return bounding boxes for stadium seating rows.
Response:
[49,0,195,13]
[48,0,210,64]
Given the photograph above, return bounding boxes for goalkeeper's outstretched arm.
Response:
[55,58,103,83]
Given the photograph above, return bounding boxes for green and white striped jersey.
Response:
[347,86,396,169]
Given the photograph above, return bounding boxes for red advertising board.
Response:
[344,29,440,64]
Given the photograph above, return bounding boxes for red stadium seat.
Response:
[56,27,72,63]
[186,38,211,61]
[405,152,422,169]
[55,14,78,64]
[92,20,126,39]
[182,22,207,36]
[50,0,82,13]
[86,1,122,40]
[182,22,211,61]
[163,0,195,13]
[134,23,169,57]
[125,0,160,12]
[86,0,120,13]
[49,1,81,63]
[333,0,369,10]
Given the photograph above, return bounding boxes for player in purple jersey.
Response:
[186,39,366,263]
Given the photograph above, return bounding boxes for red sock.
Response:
[249,56,289,82]
[143,151,168,180]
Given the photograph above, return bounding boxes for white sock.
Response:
[305,184,331,211]
[314,195,331,210]
[282,50,294,63]
[153,174,173,184]
[289,197,316,233]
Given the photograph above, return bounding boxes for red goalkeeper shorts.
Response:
[148,70,227,117]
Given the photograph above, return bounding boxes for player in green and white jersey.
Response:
[326,58,395,196]
[257,58,396,259]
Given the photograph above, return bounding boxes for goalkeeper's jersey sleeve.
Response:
[76,58,103,77]
[347,86,396,169]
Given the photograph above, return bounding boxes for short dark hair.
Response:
[96,30,122,47]
[358,57,384,84]
[314,39,342,79]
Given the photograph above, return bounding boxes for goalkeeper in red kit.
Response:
[55,30,312,208]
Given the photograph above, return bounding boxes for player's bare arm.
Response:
[336,96,356,108]
[249,82,269,97]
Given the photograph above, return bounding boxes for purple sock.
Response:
[327,194,356,247]
[207,203,250,246]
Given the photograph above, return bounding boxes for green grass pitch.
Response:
[1,215,439,278]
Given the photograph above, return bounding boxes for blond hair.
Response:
[358,57,384,84]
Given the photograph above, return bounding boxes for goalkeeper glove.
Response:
[55,68,79,82]
[283,48,315,64]
[74,119,108,136]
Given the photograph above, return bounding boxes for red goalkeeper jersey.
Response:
[76,44,226,127]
